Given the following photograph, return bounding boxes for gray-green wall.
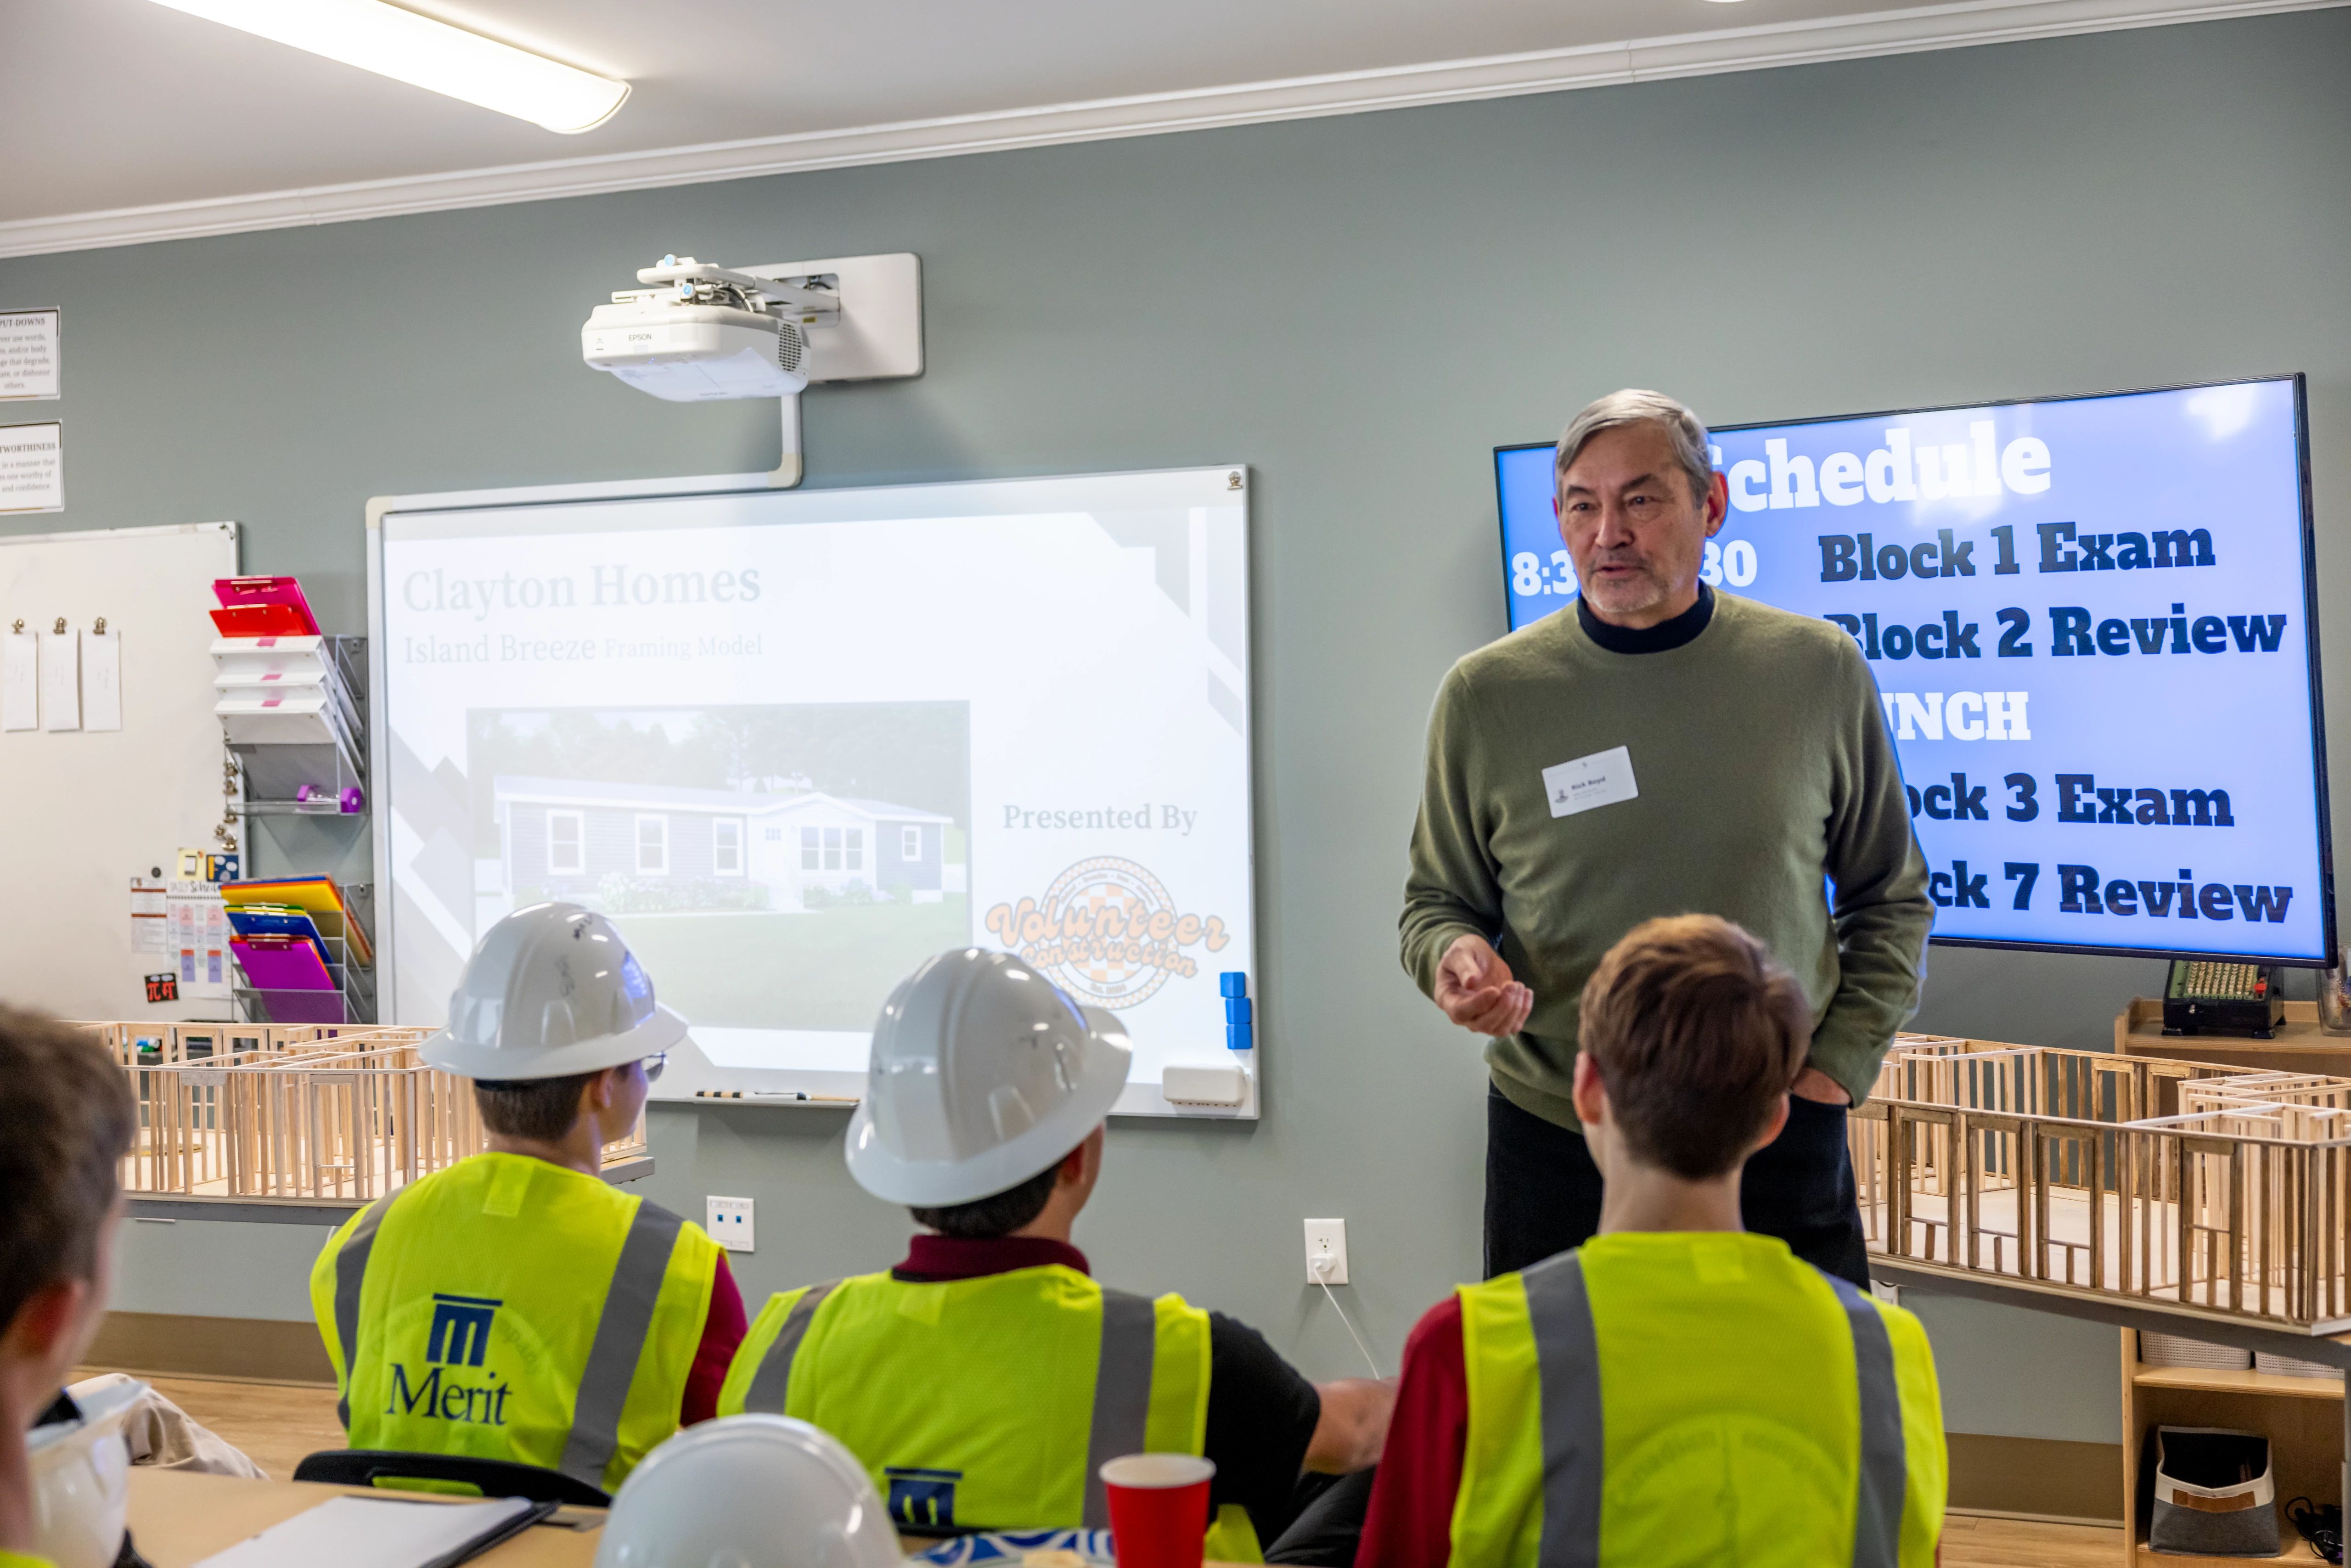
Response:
[18,9,2351,1448]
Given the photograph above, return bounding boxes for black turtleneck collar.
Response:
[1577,581,1715,654]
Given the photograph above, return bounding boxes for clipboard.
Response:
[230,935,337,990]
[220,877,372,967]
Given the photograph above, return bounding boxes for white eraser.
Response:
[1162,1062,1247,1106]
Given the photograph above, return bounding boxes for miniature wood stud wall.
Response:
[1852,1034,2351,1333]
[80,1021,649,1201]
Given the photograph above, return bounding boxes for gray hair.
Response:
[1555,389,1714,504]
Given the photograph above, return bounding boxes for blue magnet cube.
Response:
[1226,1021,1254,1051]
[1224,996,1252,1025]
[1219,971,1248,999]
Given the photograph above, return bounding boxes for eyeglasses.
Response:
[641,1051,667,1083]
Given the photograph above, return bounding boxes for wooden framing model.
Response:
[1851,1033,2351,1335]
[83,1020,649,1203]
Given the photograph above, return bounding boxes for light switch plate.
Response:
[707,1195,755,1253]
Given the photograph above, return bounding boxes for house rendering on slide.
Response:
[491,776,956,914]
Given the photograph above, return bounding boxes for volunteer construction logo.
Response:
[983,857,1231,1009]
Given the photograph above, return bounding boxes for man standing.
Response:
[1400,388,1930,1283]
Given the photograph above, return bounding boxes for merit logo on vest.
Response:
[386,1293,512,1426]
[884,1467,961,1529]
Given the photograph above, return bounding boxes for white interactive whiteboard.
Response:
[367,466,1255,1118]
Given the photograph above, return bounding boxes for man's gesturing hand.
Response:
[1434,934,1534,1038]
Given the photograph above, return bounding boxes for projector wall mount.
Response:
[582,251,922,488]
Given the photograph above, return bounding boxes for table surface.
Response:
[124,1467,1249,1567]
[125,1468,602,1567]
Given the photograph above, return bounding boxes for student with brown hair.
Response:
[1357,915,1947,1567]
[0,1006,138,1568]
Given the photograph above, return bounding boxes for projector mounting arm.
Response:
[772,391,802,489]
[635,259,843,327]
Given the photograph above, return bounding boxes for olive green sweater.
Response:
[1400,591,1931,1129]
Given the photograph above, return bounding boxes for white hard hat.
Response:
[845,948,1132,1208]
[422,902,687,1081]
[30,1377,141,1568]
[594,1414,900,1568]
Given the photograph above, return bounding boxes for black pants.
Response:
[1263,1468,1376,1566]
[1483,1083,1870,1285]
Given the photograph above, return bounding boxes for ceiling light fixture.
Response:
[147,0,630,133]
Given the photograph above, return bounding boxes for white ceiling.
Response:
[4,0,2338,251]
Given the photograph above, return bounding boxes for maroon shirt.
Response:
[681,1254,747,1426]
[1354,1294,1469,1568]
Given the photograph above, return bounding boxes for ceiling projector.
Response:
[581,256,836,402]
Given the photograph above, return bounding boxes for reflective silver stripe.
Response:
[1829,1277,1907,1568]
[331,1197,394,1429]
[1081,1289,1159,1530]
[556,1199,686,1489]
[742,1279,842,1415]
[1523,1251,1603,1568]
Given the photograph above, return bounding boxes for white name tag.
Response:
[1542,746,1638,819]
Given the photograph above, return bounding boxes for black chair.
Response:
[292,1449,611,1507]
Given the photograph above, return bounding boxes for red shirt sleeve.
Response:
[681,1253,748,1427]
[1355,1293,1468,1568]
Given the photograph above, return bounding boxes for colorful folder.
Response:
[223,905,333,967]
[210,576,320,638]
[230,934,337,991]
[219,877,372,967]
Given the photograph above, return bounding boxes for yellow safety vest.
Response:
[309,1152,721,1495]
[1453,1231,1945,1568]
[718,1266,1262,1561]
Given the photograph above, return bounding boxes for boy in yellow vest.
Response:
[0,1007,137,1568]
[310,904,739,1496]
[720,948,1393,1562]
[1358,914,1946,1567]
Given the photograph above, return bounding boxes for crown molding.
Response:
[3,0,2341,261]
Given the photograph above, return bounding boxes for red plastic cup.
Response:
[1101,1452,1217,1568]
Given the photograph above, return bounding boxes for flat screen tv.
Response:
[1493,376,2334,965]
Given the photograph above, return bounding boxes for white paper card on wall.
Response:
[0,632,33,731]
[0,422,62,513]
[131,876,168,954]
[39,629,78,731]
[1541,744,1638,819]
[0,310,61,400]
[82,628,121,731]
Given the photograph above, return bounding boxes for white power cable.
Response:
[1310,1256,1384,1380]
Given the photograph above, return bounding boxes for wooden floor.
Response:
[1943,1512,2122,1567]
[89,1372,2129,1565]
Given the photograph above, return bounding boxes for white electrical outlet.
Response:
[1303,1218,1349,1285]
[706,1196,755,1253]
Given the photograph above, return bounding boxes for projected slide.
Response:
[1496,377,2332,963]
[372,467,1254,1115]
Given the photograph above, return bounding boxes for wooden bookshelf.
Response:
[2116,996,2351,1076]
[2120,1331,2344,1566]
